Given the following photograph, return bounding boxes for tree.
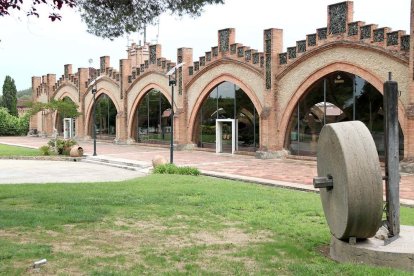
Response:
[2,75,18,117]
[0,0,76,21]
[78,0,224,39]
[0,0,224,39]
[0,107,29,136]
[29,99,81,119]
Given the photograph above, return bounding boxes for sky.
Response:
[0,0,411,91]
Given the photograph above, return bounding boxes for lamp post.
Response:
[166,62,185,164]
[89,58,97,156]
[92,87,97,156]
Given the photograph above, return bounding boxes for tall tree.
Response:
[0,0,76,21]
[0,0,224,39]
[2,75,18,117]
[78,0,224,39]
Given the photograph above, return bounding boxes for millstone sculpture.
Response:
[314,121,383,240]
[311,78,414,272]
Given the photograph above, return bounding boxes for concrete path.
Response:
[0,159,147,184]
[0,136,413,206]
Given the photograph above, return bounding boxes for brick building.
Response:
[30,1,414,159]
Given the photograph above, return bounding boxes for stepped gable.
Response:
[86,56,120,87]
[186,28,265,79]
[278,1,410,66]
[126,43,176,85]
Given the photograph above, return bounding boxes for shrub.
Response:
[47,138,77,155]
[0,107,29,136]
[39,145,52,156]
[178,166,201,176]
[153,164,200,176]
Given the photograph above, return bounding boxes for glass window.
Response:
[91,94,117,140]
[134,89,171,144]
[56,96,76,136]
[195,81,259,152]
[286,71,404,157]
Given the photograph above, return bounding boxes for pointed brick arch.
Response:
[127,83,171,140]
[52,95,77,133]
[187,74,263,144]
[278,62,407,155]
[53,84,79,103]
[84,77,121,138]
[52,85,80,136]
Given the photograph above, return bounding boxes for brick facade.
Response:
[31,1,414,158]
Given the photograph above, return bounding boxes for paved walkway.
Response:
[0,159,146,184]
[1,136,413,206]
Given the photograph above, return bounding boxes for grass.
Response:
[0,144,41,157]
[0,175,413,275]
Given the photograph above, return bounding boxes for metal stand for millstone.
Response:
[383,72,400,243]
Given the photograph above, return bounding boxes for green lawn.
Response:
[0,144,41,157]
[0,175,413,275]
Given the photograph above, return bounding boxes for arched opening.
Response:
[55,96,76,136]
[131,89,171,144]
[89,94,117,140]
[286,71,404,157]
[193,81,259,152]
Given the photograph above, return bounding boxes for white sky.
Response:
[0,0,411,91]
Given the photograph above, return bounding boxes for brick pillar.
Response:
[327,1,353,38]
[100,56,110,72]
[30,76,41,131]
[218,28,235,57]
[149,44,161,67]
[76,68,89,138]
[261,28,282,153]
[405,0,414,159]
[176,47,193,148]
[45,74,57,135]
[120,59,132,142]
[46,74,56,101]
[64,64,72,79]
[116,111,128,143]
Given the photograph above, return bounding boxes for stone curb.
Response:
[200,170,414,208]
[201,170,318,193]
[0,156,83,162]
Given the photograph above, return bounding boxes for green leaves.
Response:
[78,0,224,39]
[29,98,81,118]
[0,107,29,136]
[153,163,201,176]
[2,75,18,117]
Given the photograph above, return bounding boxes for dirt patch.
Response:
[2,220,274,274]
[191,228,272,246]
[316,244,330,258]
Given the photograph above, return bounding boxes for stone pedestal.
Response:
[330,225,414,272]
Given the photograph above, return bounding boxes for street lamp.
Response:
[89,58,97,156]
[166,62,185,164]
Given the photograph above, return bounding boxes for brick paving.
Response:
[1,136,413,204]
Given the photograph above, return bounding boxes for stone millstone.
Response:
[152,155,167,168]
[317,121,383,240]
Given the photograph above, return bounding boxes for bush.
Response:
[178,166,201,176]
[153,164,200,176]
[47,138,77,155]
[0,107,29,136]
[39,145,53,156]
